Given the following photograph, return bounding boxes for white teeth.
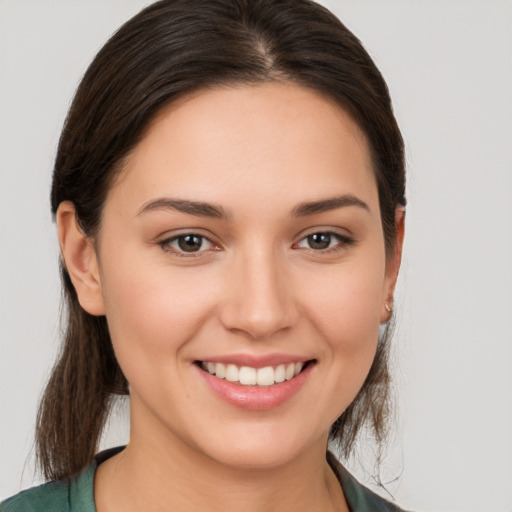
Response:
[200,360,307,386]
[215,363,226,378]
[274,364,286,383]
[256,366,274,386]
[285,363,295,381]
[225,364,239,382]
[239,366,257,385]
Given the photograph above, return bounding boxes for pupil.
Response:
[178,235,202,252]
[308,233,331,250]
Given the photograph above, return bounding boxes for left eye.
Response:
[296,232,349,251]
[161,234,214,254]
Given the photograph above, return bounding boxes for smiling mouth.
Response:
[196,360,314,387]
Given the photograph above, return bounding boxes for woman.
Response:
[1,0,406,510]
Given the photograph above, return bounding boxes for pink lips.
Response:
[195,356,314,411]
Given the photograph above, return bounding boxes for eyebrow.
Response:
[136,198,229,219]
[136,193,369,220]
[292,194,370,217]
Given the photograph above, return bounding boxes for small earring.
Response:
[385,302,392,313]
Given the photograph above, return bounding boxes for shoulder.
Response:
[0,479,71,512]
[327,452,410,512]
[1,447,123,512]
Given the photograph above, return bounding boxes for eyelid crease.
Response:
[155,227,355,260]
[157,232,220,258]
[293,230,356,253]
[292,225,355,242]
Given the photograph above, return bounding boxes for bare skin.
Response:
[94,440,347,512]
[58,82,403,512]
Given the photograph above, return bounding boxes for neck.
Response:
[94,416,347,512]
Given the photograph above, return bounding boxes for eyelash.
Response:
[158,231,354,257]
[158,233,217,258]
[294,231,354,253]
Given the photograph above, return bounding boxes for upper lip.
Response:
[195,353,314,368]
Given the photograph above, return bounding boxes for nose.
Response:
[219,247,298,340]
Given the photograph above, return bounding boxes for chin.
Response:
[190,420,326,471]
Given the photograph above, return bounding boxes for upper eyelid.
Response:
[299,231,347,240]
[157,228,217,243]
[293,230,355,252]
[155,227,353,248]
[158,232,216,251]
[297,232,351,243]
[157,235,220,260]
[293,226,353,242]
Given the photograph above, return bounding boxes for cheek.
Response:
[296,258,385,406]
[283,268,384,433]
[99,251,219,368]
[299,261,385,348]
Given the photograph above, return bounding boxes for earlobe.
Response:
[381,207,405,323]
[56,201,105,316]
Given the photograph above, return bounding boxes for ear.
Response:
[381,207,405,322]
[56,201,105,316]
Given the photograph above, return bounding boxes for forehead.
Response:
[111,82,378,216]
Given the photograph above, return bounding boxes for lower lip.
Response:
[196,363,314,411]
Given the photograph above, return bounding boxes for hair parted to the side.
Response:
[37,0,406,481]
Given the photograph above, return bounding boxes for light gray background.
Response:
[1,1,511,510]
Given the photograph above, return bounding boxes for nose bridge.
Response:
[220,243,296,339]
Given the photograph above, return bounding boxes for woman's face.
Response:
[91,83,399,468]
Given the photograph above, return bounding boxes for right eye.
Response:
[159,233,216,256]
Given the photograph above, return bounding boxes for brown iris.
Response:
[307,233,332,250]
[177,235,203,252]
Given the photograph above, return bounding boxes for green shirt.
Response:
[1,448,406,511]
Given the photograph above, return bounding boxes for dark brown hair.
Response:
[37,0,406,481]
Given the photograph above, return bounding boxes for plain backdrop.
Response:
[1,1,511,510]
